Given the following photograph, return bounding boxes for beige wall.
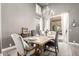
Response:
[49,3,79,43]
[0,3,2,53]
[1,3,36,48]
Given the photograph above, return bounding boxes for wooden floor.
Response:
[43,42,72,56]
[0,53,3,56]
[69,43,79,56]
[2,42,79,56]
[45,42,79,56]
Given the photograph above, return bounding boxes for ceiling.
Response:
[38,3,49,7]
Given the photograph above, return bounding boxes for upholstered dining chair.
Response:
[45,31,59,56]
[11,34,36,56]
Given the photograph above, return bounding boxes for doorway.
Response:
[50,13,69,43]
[50,15,62,34]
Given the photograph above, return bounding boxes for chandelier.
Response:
[43,5,54,19]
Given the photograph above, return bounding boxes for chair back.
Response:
[55,31,59,45]
[31,30,40,36]
[11,34,27,56]
[47,31,56,38]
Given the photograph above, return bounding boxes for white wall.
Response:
[61,13,69,42]
[2,3,36,48]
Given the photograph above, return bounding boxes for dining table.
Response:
[23,36,54,46]
[23,35,55,55]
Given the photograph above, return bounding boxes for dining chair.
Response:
[11,34,36,56]
[31,30,37,36]
[45,31,59,56]
[31,30,40,36]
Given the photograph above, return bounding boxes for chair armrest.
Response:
[24,46,36,52]
[50,39,55,42]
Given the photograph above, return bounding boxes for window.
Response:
[35,4,43,31]
[36,4,42,15]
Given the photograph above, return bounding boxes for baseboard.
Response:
[2,46,16,52]
[68,42,79,46]
[0,53,3,56]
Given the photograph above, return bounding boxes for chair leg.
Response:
[57,47,59,52]
[57,44,59,52]
[17,52,21,56]
[55,46,58,56]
